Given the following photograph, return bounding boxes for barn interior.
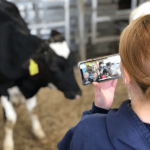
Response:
[0,0,148,150]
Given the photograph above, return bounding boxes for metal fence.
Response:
[8,0,70,45]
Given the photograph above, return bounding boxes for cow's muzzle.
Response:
[64,90,82,100]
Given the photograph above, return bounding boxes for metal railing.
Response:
[91,0,140,44]
[7,0,70,45]
[77,0,145,60]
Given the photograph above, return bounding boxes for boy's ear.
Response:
[124,69,130,85]
[120,62,130,85]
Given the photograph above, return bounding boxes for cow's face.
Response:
[46,51,81,99]
[46,30,81,99]
[24,30,81,99]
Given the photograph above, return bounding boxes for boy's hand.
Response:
[93,79,118,109]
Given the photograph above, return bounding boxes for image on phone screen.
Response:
[79,55,121,85]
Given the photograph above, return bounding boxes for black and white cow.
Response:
[0,1,81,150]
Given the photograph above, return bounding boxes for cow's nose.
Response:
[75,95,80,99]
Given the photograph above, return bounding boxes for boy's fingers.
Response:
[93,79,118,88]
[112,79,118,87]
[93,82,99,87]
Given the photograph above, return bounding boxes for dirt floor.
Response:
[0,67,128,150]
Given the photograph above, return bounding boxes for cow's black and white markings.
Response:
[49,41,70,59]
[0,1,81,150]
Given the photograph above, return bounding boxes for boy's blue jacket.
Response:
[58,100,150,150]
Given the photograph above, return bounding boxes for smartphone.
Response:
[78,54,121,85]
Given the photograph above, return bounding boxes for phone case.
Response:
[78,54,121,86]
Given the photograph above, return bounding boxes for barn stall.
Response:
[0,0,147,150]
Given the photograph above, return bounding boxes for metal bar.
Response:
[77,0,86,60]
[139,0,145,4]
[94,36,120,43]
[91,0,97,44]
[131,0,138,10]
[24,5,28,22]
[33,3,39,23]
[8,0,65,4]
[43,0,65,1]
[64,0,70,45]
[28,21,65,29]
[96,15,129,23]
[33,3,40,36]
[115,9,131,15]
[43,3,47,23]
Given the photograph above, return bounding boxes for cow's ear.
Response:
[50,30,61,38]
[49,30,65,42]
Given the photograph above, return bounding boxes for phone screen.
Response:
[79,54,121,85]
